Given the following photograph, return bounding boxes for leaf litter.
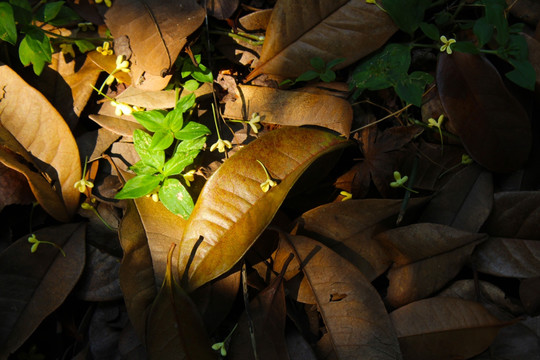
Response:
[0,0,539,359]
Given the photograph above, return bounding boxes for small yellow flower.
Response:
[59,43,75,58]
[248,113,261,134]
[366,0,376,3]
[461,154,473,165]
[182,169,196,187]
[97,41,113,56]
[95,0,112,7]
[115,55,130,72]
[145,189,159,202]
[440,36,456,54]
[74,178,94,193]
[257,160,277,193]
[77,22,95,31]
[390,171,408,188]
[210,138,232,153]
[428,114,444,128]
[340,191,352,201]
[28,234,39,253]
[105,74,116,86]
[111,101,134,116]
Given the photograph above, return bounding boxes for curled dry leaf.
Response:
[437,52,531,173]
[0,223,86,358]
[222,85,353,136]
[376,223,487,307]
[178,127,351,292]
[89,114,145,137]
[105,0,205,77]
[246,0,398,80]
[473,237,540,278]
[0,162,34,211]
[284,234,402,360]
[205,0,239,20]
[0,64,81,220]
[390,297,511,360]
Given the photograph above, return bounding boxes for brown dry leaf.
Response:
[390,297,509,360]
[0,223,86,358]
[0,162,34,211]
[0,64,81,219]
[298,197,429,281]
[178,127,350,292]
[222,85,352,136]
[115,82,213,109]
[419,164,493,233]
[520,277,540,316]
[484,191,540,239]
[437,52,531,172]
[285,234,402,360]
[473,237,540,278]
[145,245,216,360]
[105,0,205,77]
[76,244,122,302]
[89,114,145,137]
[206,0,239,20]
[246,0,398,81]
[474,322,540,360]
[376,223,487,307]
[524,33,540,88]
[239,9,273,31]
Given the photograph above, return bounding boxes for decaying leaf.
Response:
[0,223,86,358]
[390,297,510,360]
[285,234,402,360]
[222,85,353,136]
[377,223,487,307]
[0,162,34,211]
[437,52,531,172]
[178,127,351,292]
[0,64,81,220]
[246,0,398,80]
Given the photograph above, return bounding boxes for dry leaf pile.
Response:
[0,1,539,360]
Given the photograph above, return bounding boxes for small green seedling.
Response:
[212,324,238,357]
[390,171,418,193]
[281,57,345,86]
[28,234,66,257]
[428,114,445,152]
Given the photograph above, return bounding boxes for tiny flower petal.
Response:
[340,191,352,201]
[97,41,113,56]
[210,139,232,153]
[440,36,456,54]
[182,170,196,187]
[461,154,473,165]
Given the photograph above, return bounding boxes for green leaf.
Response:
[419,22,440,41]
[473,17,493,47]
[0,3,17,45]
[74,39,95,53]
[434,10,451,26]
[133,129,165,170]
[182,56,213,83]
[176,93,196,113]
[320,69,336,82]
[395,71,433,107]
[130,160,158,175]
[506,58,536,90]
[46,5,81,26]
[159,178,194,219]
[506,34,528,61]
[174,121,210,140]
[381,0,431,34]
[150,130,175,151]
[165,108,184,133]
[162,151,198,177]
[453,41,480,54]
[174,136,207,155]
[35,1,65,23]
[310,57,325,72]
[177,127,351,292]
[115,174,162,199]
[132,110,167,132]
[10,0,32,26]
[183,79,200,91]
[19,28,52,75]
[295,70,320,83]
[326,58,346,69]
[483,0,509,45]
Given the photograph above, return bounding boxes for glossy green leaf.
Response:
[45,4,80,26]
[74,39,95,53]
[115,174,162,199]
[131,160,159,176]
[134,129,165,170]
[174,121,211,140]
[473,17,493,47]
[506,58,536,90]
[18,27,52,75]
[175,136,207,155]
[420,22,440,41]
[150,130,174,151]
[177,127,351,292]
[159,178,194,219]
[133,110,167,132]
[10,0,32,26]
[183,79,200,91]
[35,1,65,22]
[163,151,197,177]
[395,71,433,107]
[0,3,17,45]
[381,0,431,34]
[164,108,184,133]
[176,92,196,113]
[146,245,216,360]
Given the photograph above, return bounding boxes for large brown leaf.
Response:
[245,0,398,80]
[437,52,531,172]
[177,127,351,292]
[0,223,86,359]
[105,0,205,77]
[390,297,509,360]
[145,245,216,360]
[0,64,81,219]
[285,234,402,360]
[222,85,353,136]
[377,223,487,307]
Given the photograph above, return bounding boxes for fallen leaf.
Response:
[473,237,540,278]
[0,162,34,211]
[178,127,351,292]
[390,297,509,360]
[145,244,216,360]
[520,277,540,316]
[87,51,132,85]
[105,0,205,76]
[0,223,86,358]
[89,114,145,137]
[206,0,238,20]
[222,85,353,136]
[376,223,487,307]
[0,63,81,218]
[285,234,402,360]
[474,322,540,360]
[246,0,397,80]
[437,52,531,172]
[419,164,493,233]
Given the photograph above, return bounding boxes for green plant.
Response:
[114,93,211,219]
[28,233,66,257]
[390,170,418,193]
[0,0,101,75]
[281,56,345,86]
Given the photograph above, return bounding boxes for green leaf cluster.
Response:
[115,93,211,219]
[381,0,431,35]
[281,57,345,86]
[350,43,433,107]
[0,0,88,76]
[169,52,214,91]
